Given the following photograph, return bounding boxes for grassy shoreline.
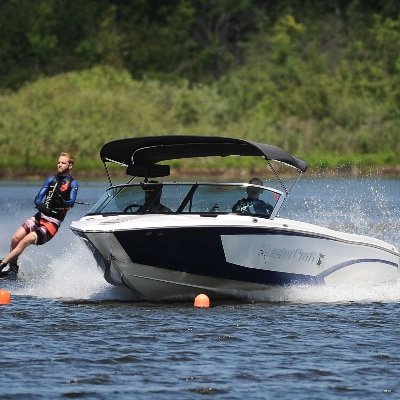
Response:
[1,164,399,182]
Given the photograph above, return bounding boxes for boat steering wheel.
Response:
[123,203,141,213]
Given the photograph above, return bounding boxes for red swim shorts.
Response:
[22,214,60,245]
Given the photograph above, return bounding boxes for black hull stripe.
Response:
[114,228,324,286]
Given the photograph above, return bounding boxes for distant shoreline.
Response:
[1,165,399,181]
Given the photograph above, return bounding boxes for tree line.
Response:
[1,0,398,89]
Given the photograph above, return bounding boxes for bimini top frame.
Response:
[99,135,308,194]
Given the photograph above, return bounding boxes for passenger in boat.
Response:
[232,177,274,217]
[143,183,171,213]
[0,152,79,279]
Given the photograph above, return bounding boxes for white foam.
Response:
[246,281,400,304]
[10,238,136,301]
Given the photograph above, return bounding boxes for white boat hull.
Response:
[71,214,400,301]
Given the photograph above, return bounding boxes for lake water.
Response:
[0,177,399,399]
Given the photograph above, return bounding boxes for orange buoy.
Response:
[0,288,11,305]
[194,294,210,308]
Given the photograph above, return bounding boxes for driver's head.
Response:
[144,182,163,203]
[247,178,263,198]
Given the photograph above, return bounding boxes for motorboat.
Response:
[70,136,400,301]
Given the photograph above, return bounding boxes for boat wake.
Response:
[245,281,400,304]
[5,238,137,301]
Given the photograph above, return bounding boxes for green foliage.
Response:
[0,2,399,176]
[0,66,232,171]
[0,61,398,176]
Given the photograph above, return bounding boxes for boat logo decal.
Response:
[258,248,322,265]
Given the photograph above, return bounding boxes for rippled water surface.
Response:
[1,178,399,399]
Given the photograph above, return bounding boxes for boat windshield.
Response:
[88,183,285,219]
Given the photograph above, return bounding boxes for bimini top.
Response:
[100,135,307,173]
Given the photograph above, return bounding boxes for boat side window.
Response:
[113,186,144,213]
[88,190,115,214]
[87,183,281,216]
[88,186,144,214]
[123,184,186,214]
[181,184,246,214]
[144,184,189,213]
[87,184,192,214]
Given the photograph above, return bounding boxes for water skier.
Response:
[0,152,79,279]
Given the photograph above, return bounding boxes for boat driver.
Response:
[143,183,171,213]
[0,152,79,279]
[232,178,273,217]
